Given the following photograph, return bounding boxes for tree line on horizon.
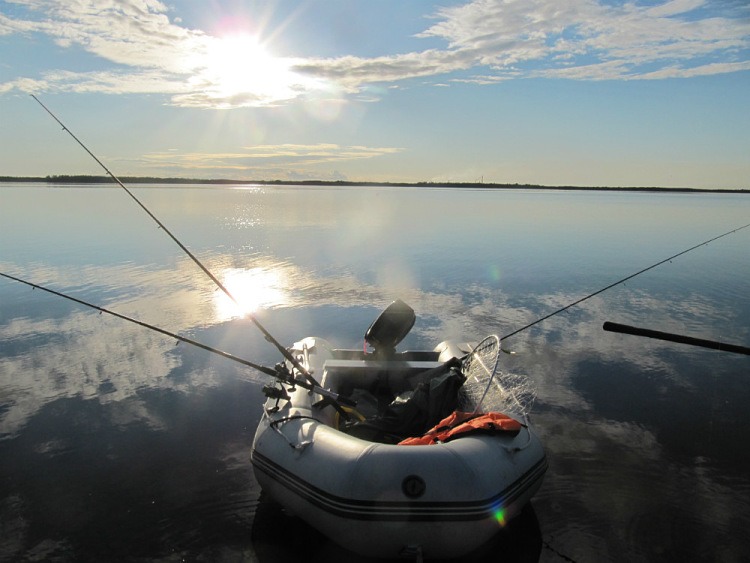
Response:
[0,174,745,193]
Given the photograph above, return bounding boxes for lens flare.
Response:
[488,264,502,283]
[493,505,507,527]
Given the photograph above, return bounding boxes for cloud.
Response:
[412,0,750,81]
[626,60,750,80]
[295,0,749,85]
[134,143,403,179]
[1,0,309,107]
[1,0,748,107]
[291,49,473,91]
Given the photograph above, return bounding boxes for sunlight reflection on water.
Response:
[214,266,290,319]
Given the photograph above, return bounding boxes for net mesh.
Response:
[458,335,536,415]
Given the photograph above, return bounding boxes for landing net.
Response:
[459,335,536,415]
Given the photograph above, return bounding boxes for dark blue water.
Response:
[1,184,749,561]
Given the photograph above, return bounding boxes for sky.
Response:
[1,0,749,188]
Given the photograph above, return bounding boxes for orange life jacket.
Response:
[398,410,523,446]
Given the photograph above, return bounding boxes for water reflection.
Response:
[0,382,261,561]
[215,265,290,319]
[1,185,749,561]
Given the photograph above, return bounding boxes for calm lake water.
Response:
[1,184,749,562]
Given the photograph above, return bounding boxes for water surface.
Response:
[1,184,749,561]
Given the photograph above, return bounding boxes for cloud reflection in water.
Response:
[1,185,749,560]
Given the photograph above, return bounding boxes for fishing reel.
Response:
[262,383,291,413]
[262,361,296,412]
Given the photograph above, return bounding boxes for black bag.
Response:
[344,365,465,443]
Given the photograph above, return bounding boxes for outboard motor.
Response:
[364,299,415,357]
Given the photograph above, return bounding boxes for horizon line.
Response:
[0,175,747,193]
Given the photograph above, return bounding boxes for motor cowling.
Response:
[364,299,416,356]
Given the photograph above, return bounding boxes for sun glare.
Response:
[215,267,287,321]
[193,33,307,106]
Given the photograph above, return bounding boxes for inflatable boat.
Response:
[251,300,547,560]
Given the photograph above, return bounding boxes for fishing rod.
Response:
[500,221,750,342]
[0,271,355,406]
[31,94,319,391]
[603,321,750,356]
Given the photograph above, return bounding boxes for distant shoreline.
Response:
[0,175,747,193]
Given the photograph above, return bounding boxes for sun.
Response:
[192,33,306,106]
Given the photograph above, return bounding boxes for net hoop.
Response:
[461,335,501,414]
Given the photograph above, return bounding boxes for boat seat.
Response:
[321,359,446,396]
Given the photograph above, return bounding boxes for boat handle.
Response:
[503,414,533,452]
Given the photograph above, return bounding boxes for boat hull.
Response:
[251,337,547,559]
